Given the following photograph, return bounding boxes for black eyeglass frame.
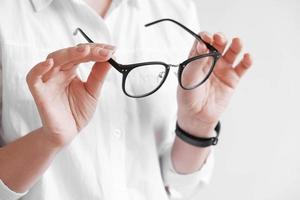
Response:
[74,18,221,98]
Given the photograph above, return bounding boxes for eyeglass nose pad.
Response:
[157,71,165,83]
[173,71,178,76]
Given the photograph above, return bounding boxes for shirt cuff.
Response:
[160,145,214,199]
[0,179,27,200]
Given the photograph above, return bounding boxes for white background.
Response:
[193,0,300,199]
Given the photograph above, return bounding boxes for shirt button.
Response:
[113,129,122,139]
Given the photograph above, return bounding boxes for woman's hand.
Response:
[177,32,253,137]
[26,44,115,148]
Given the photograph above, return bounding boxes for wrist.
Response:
[36,127,65,152]
[177,116,218,138]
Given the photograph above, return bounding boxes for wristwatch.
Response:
[175,121,221,147]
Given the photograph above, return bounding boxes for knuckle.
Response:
[230,46,240,55]
[31,81,40,89]
[26,69,40,90]
[26,73,31,85]
[26,68,35,86]
[73,45,90,58]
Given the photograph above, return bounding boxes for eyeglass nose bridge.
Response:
[167,64,180,76]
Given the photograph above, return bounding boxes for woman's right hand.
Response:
[26,44,115,149]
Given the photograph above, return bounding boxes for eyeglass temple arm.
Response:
[145,18,218,52]
[73,28,119,67]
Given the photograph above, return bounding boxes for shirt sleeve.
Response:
[0,37,28,200]
[0,179,28,200]
[0,37,3,147]
[160,140,215,199]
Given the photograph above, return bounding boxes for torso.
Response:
[83,0,112,17]
[0,0,200,199]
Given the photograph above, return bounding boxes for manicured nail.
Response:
[104,44,116,50]
[98,48,113,56]
[215,33,224,42]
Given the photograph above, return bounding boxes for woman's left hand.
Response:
[177,32,253,137]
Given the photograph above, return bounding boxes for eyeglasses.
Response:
[73,18,221,98]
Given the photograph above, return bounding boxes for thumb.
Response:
[189,32,212,58]
[85,61,111,99]
[188,39,199,58]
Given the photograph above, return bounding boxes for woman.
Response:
[0,0,252,199]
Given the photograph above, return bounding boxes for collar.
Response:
[30,0,125,12]
[30,0,54,12]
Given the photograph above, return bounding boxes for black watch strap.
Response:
[175,121,221,148]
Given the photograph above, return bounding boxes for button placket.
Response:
[113,129,122,139]
[110,128,127,198]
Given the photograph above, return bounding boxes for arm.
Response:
[161,32,252,198]
[0,44,115,195]
[173,32,252,174]
[0,128,59,193]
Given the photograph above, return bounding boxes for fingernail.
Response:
[202,32,209,38]
[98,48,113,57]
[104,44,116,50]
[215,33,223,41]
[77,45,86,52]
[217,33,224,39]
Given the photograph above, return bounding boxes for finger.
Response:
[223,38,243,64]
[47,44,116,67]
[188,39,198,57]
[42,66,61,82]
[78,43,116,50]
[46,65,78,87]
[62,45,115,69]
[189,32,212,57]
[234,53,252,77]
[196,32,213,54]
[199,32,213,44]
[212,32,228,53]
[43,45,115,81]
[84,62,111,99]
[26,59,54,86]
[196,40,208,54]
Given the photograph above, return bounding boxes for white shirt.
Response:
[0,0,214,199]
